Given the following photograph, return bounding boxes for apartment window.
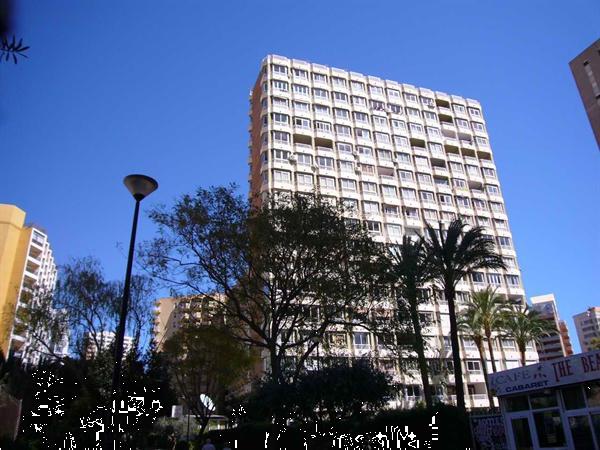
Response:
[391,119,406,130]
[462,338,477,349]
[316,156,334,169]
[293,84,309,95]
[272,97,289,107]
[313,88,329,99]
[393,135,410,147]
[363,201,380,214]
[370,100,386,111]
[374,132,391,144]
[333,91,348,102]
[473,199,487,210]
[353,111,368,123]
[423,209,438,221]
[272,131,290,143]
[372,115,388,127]
[423,110,438,121]
[460,215,474,224]
[482,167,496,178]
[272,64,288,75]
[319,176,336,189]
[342,198,359,211]
[362,182,378,194]
[338,160,354,172]
[472,122,486,132]
[272,112,289,124]
[472,272,485,284]
[415,156,429,167]
[293,100,309,111]
[272,80,289,91]
[468,107,481,117]
[486,184,500,195]
[490,202,504,213]
[504,257,516,268]
[351,81,365,91]
[369,85,384,95]
[475,136,489,146]
[406,107,421,118]
[401,188,417,200]
[409,123,424,134]
[272,149,290,161]
[453,178,467,189]
[334,108,350,119]
[331,76,347,87]
[427,127,441,138]
[466,165,479,176]
[497,236,512,248]
[420,191,435,203]
[355,128,371,140]
[455,118,469,129]
[377,149,393,161]
[388,104,403,114]
[354,332,370,348]
[449,162,464,173]
[296,173,313,186]
[296,153,312,166]
[494,219,507,229]
[438,194,453,205]
[397,152,411,164]
[352,96,367,106]
[453,103,466,114]
[314,121,332,132]
[467,361,482,373]
[502,339,517,350]
[404,92,418,103]
[399,170,414,182]
[506,275,520,287]
[383,204,400,216]
[386,224,402,237]
[487,273,502,285]
[357,146,373,157]
[314,104,330,115]
[366,221,382,234]
[477,216,491,227]
[341,179,357,191]
[417,172,432,184]
[381,185,397,197]
[335,124,351,136]
[435,177,450,188]
[387,88,400,99]
[429,143,444,156]
[441,211,455,221]
[337,142,352,154]
[294,117,311,128]
[273,170,291,183]
[312,73,328,83]
[456,196,471,208]
[404,208,419,219]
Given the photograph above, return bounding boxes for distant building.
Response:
[530,294,573,360]
[569,38,600,149]
[84,331,133,359]
[573,307,600,352]
[0,204,64,365]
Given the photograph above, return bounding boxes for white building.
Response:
[84,331,134,359]
[248,55,537,409]
[574,307,600,352]
[531,294,573,361]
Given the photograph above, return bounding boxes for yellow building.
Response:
[0,204,58,362]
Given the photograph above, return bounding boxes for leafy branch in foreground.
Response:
[1,35,29,64]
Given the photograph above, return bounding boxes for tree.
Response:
[464,287,506,373]
[458,308,494,408]
[162,323,255,437]
[501,306,556,366]
[425,219,505,412]
[387,236,436,408]
[141,186,389,383]
[589,337,600,351]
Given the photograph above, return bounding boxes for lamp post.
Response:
[111,174,158,402]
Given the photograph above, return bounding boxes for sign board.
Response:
[489,349,600,396]
[470,414,508,450]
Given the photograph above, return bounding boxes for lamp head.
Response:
[123,174,158,201]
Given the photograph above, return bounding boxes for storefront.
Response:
[489,349,600,450]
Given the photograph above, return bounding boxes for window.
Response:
[449,162,464,173]
[409,123,424,134]
[352,96,367,107]
[415,156,429,167]
[369,85,384,95]
[319,176,336,189]
[292,68,308,78]
[273,170,291,183]
[316,156,334,169]
[423,110,438,121]
[472,122,486,132]
[312,73,328,83]
[272,64,288,75]
[272,149,290,161]
[455,118,469,129]
[468,107,481,117]
[338,160,354,172]
[406,107,421,118]
[335,124,351,136]
[381,185,397,197]
[438,194,453,205]
[366,221,381,234]
[456,196,471,208]
[293,84,309,95]
[404,92,418,103]
[490,202,504,213]
[331,76,347,87]
[313,88,329,99]
[363,201,380,214]
[297,153,312,166]
[342,198,359,211]
[296,173,313,186]
[494,219,507,229]
[427,127,441,138]
[435,177,450,187]
[417,173,432,184]
[351,81,365,91]
[383,204,400,216]
[272,80,289,91]
[441,211,455,221]
[467,361,482,373]
[406,385,421,397]
[453,103,466,114]
[387,88,400,99]
[272,112,289,124]
[398,170,413,182]
[314,121,332,132]
[314,104,330,115]
[503,257,516,268]
[333,91,348,102]
[397,152,411,164]
[272,131,290,144]
[341,179,357,191]
[462,338,477,348]
[502,339,516,350]
[472,272,485,284]
[506,275,520,287]
[391,119,406,130]
[374,132,391,144]
[482,167,496,178]
[334,108,350,119]
[355,128,371,140]
[353,111,368,123]
[475,136,489,146]
[423,209,438,221]
[384,224,401,238]
[372,115,388,127]
[377,149,393,161]
[293,100,309,111]
[370,100,386,111]
[362,182,377,194]
[401,188,416,200]
[420,191,435,203]
[487,273,502,285]
[388,103,403,114]
[357,146,373,157]
[477,216,491,226]
[486,184,500,195]
[272,97,289,107]
[497,236,512,248]
[393,135,410,147]
[466,164,479,176]
[337,142,352,154]
[404,208,419,219]
[429,142,444,155]
[294,117,310,128]
[453,178,467,189]
[473,199,487,210]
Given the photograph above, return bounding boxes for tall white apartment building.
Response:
[530,294,573,361]
[248,55,537,409]
[573,307,600,352]
[84,331,134,360]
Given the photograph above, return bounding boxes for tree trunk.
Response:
[485,329,498,373]
[408,296,433,409]
[269,346,282,383]
[446,284,466,412]
[519,346,526,367]
[476,338,495,410]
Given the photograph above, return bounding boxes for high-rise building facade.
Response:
[0,204,61,365]
[573,307,600,352]
[248,55,537,408]
[530,294,573,361]
[570,39,600,149]
[83,331,134,360]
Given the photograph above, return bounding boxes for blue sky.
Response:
[1,1,598,352]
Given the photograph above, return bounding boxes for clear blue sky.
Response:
[2,1,598,351]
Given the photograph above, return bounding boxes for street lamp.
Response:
[111,174,158,397]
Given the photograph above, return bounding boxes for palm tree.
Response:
[389,236,436,408]
[466,287,506,373]
[425,219,505,412]
[458,308,495,408]
[501,306,556,366]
